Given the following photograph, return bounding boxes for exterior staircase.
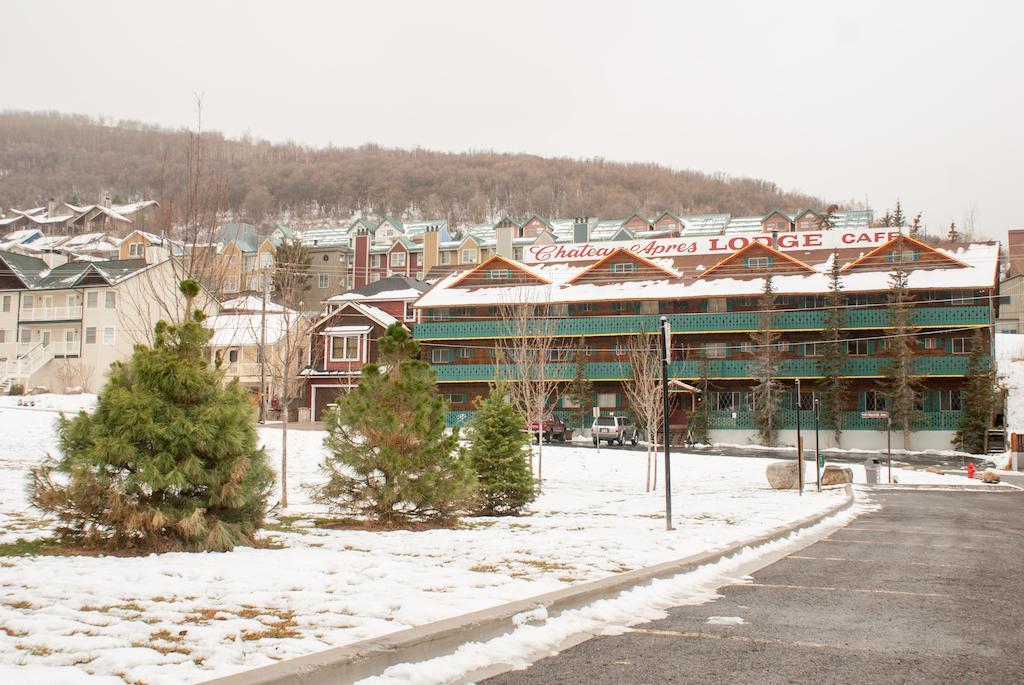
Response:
[0,343,53,393]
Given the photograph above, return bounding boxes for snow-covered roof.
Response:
[205,311,300,347]
[220,295,286,312]
[321,324,373,335]
[415,241,1000,308]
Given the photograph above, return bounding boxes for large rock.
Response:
[820,464,853,485]
[766,461,800,490]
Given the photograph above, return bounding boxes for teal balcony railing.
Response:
[432,356,980,383]
[414,306,990,341]
[446,409,963,431]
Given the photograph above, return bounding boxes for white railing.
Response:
[223,362,263,379]
[1,342,50,383]
[16,340,81,357]
[19,306,84,322]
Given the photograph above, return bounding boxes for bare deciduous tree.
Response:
[54,358,95,394]
[623,330,663,492]
[499,289,559,482]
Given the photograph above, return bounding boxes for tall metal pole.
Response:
[660,316,673,531]
[795,378,803,495]
[259,269,269,424]
[814,397,821,492]
[887,415,893,484]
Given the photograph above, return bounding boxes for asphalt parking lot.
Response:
[484,488,1024,684]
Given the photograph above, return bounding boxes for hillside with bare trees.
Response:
[0,110,826,228]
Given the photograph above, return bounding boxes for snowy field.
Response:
[0,395,983,684]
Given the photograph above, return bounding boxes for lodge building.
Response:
[412,229,1000,451]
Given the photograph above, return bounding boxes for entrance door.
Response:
[41,331,50,348]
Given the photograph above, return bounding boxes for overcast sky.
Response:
[4,1,1022,240]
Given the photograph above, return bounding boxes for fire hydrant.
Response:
[967,463,976,479]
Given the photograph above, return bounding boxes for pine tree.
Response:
[315,323,475,526]
[955,329,995,454]
[465,382,537,515]
[28,280,274,552]
[948,221,961,243]
[750,275,782,446]
[881,210,893,227]
[689,352,711,444]
[271,239,312,298]
[909,212,923,237]
[819,251,849,444]
[881,258,923,450]
[565,343,593,433]
[892,200,905,228]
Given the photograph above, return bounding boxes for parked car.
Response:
[592,415,639,446]
[527,413,569,442]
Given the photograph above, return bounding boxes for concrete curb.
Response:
[864,483,1022,492]
[203,484,855,685]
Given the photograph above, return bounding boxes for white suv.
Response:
[592,416,639,446]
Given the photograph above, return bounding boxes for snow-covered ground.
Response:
[0,396,983,684]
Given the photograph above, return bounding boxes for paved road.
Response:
[484,489,1024,685]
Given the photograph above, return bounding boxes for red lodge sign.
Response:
[523,230,902,264]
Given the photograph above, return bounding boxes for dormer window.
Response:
[746,256,772,269]
[487,269,510,280]
[461,249,478,264]
[888,250,920,263]
[390,252,406,267]
[610,262,637,274]
[128,242,143,257]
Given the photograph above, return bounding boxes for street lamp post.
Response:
[660,316,673,531]
[795,378,803,495]
[814,397,821,492]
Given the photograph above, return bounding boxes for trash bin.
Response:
[864,457,882,485]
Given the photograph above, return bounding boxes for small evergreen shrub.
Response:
[8,383,24,396]
[466,383,537,515]
[28,280,274,552]
[315,324,475,526]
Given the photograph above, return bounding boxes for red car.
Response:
[527,413,569,442]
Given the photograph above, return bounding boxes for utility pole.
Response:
[814,397,821,492]
[660,316,673,531]
[259,269,268,424]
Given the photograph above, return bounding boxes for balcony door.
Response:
[41,330,51,348]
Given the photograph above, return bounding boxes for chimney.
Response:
[423,224,441,273]
[1007,229,1024,276]
[46,198,57,218]
[353,227,370,287]
[495,221,514,259]
[573,217,589,243]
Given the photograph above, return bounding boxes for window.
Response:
[864,391,888,411]
[440,251,453,265]
[431,348,450,364]
[128,242,143,257]
[713,392,749,412]
[549,304,569,317]
[888,250,919,263]
[23,295,33,309]
[707,298,727,313]
[847,339,870,356]
[940,390,962,411]
[513,247,524,261]
[443,393,467,405]
[951,337,972,354]
[487,269,510,280]
[461,249,478,264]
[597,392,617,408]
[610,262,637,273]
[87,292,97,308]
[640,301,659,314]
[19,328,30,343]
[371,254,381,268]
[576,302,595,313]
[103,326,115,345]
[703,342,728,358]
[738,341,755,355]
[456,347,472,359]
[67,294,78,308]
[613,342,626,356]
[319,273,329,289]
[924,337,939,350]
[224,279,239,293]
[85,327,96,344]
[1,295,9,312]
[747,256,772,269]
[792,391,817,411]
[260,252,273,269]
[950,291,976,305]
[547,348,572,362]
[390,252,406,267]
[105,292,116,309]
[404,303,416,322]
[227,348,239,363]
[246,276,257,290]
[804,342,824,356]
[330,336,361,361]
[0,330,5,343]
[243,255,256,272]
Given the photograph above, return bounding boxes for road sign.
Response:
[860,411,890,420]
